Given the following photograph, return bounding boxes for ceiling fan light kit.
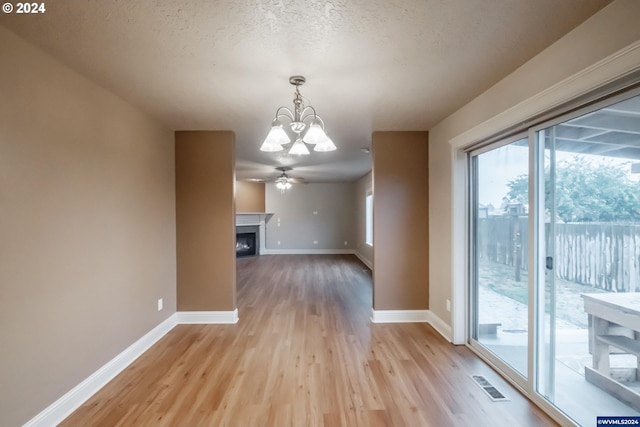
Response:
[273,167,295,193]
[275,175,292,192]
[260,75,336,155]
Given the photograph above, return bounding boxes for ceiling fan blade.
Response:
[288,177,307,184]
[255,167,308,184]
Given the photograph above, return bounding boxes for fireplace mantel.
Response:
[235,212,274,225]
[235,213,273,255]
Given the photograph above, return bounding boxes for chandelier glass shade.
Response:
[260,76,337,155]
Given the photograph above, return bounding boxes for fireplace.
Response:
[236,232,256,257]
[236,225,259,257]
[235,213,272,256]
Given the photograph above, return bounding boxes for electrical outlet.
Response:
[313,211,318,215]
[157,298,163,311]
[344,241,348,246]
[313,240,318,245]
[446,299,451,312]
[277,240,281,245]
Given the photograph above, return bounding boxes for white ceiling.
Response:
[0,0,612,182]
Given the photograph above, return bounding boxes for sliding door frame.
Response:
[446,41,640,423]
[463,84,640,426]
[467,132,530,392]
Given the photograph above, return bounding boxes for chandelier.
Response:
[260,76,337,155]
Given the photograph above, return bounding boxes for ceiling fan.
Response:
[268,167,306,192]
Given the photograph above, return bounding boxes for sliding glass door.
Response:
[470,137,530,379]
[534,94,640,424]
[470,91,640,425]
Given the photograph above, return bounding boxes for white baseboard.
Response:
[425,311,453,343]
[354,251,373,270]
[25,309,239,427]
[24,314,178,427]
[258,249,373,270]
[370,309,453,343]
[371,309,429,323]
[176,309,239,324]
[261,248,354,255]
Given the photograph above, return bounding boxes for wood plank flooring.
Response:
[60,254,557,426]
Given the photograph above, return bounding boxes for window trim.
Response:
[365,192,373,247]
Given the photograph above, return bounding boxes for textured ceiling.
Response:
[0,0,612,182]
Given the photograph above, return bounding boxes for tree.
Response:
[506,155,640,223]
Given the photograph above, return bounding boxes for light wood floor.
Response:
[60,254,556,426]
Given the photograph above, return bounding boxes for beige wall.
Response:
[372,132,429,310]
[265,182,356,251]
[354,172,373,267]
[0,27,176,426]
[236,181,266,212]
[428,0,640,331]
[175,131,236,311]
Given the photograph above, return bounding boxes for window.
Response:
[365,192,373,246]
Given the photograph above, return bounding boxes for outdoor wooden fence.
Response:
[477,217,640,292]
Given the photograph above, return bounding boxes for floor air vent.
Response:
[471,375,509,402]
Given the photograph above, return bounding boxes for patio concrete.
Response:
[476,285,640,425]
